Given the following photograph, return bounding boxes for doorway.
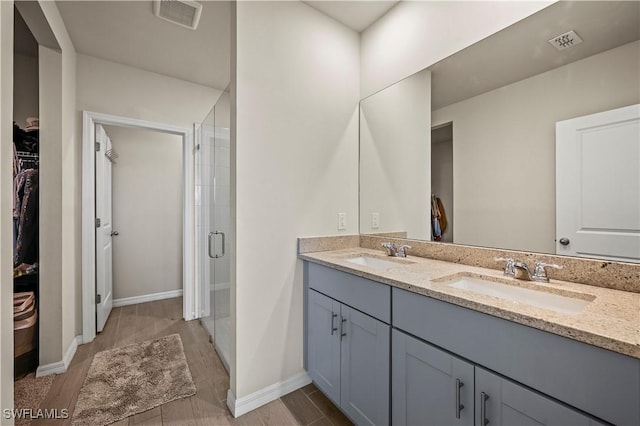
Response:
[82,112,195,343]
[101,125,184,312]
[431,122,454,243]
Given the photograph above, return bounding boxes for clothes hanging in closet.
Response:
[13,122,39,153]
[431,194,448,241]
[14,169,39,266]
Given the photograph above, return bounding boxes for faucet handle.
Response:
[381,242,397,256]
[533,261,563,283]
[495,257,516,277]
[397,245,411,257]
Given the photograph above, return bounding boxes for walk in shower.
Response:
[196,86,231,370]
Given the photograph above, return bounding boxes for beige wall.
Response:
[75,54,221,334]
[0,0,15,413]
[360,1,554,98]
[432,41,640,254]
[233,0,359,401]
[76,54,221,127]
[360,69,432,239]
[39,45,65,366]
[13,54,38,126]
[104,126,183,300]
[31,0,78,368]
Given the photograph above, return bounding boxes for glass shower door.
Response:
[197,87,231,371]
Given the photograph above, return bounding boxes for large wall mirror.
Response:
[360,1,640,262]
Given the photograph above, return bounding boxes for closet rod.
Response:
[16,151,39,159]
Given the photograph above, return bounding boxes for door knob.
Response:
[110,231,119,236]
[558,237,570,246]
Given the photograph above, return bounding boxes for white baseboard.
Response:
[113,289,183,307]
[227,372,311,418]
[36,335,82,377]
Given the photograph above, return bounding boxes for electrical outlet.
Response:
[372,212,380,229]
[338,213,347,230]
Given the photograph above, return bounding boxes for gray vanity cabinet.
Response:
[392,329,474,426]
[393,329,601,426]
[475,367,602,426]
[340,304,390,425]
[307,289,341,403]
[393,287,638,425]
[305,263,391,425]
[304,261,637,425]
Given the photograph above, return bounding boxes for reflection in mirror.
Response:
[359,1,640,262]
[360,69,432,239]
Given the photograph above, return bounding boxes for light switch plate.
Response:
[338,213,347,230]
[372,212,380,229]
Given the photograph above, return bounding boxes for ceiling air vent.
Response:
[153,0,203,30]
[548,30,583,51]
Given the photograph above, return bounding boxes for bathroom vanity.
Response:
[301,248,640,426]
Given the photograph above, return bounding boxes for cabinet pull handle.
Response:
[455,379,464,419]
[480,392,490,425]
[340,317,347,340]
[331,313,338,335]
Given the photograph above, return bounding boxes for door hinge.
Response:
[95,218,101,228]
[95,294,101,304]
[95,142,101,151]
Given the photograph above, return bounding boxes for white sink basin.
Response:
[344,255,412,270]
[445,276,594,315]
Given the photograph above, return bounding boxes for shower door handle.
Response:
[215,231,225,259]
[208,232,215,259]
[209,231,225,259]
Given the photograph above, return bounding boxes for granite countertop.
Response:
[300,248,640,359]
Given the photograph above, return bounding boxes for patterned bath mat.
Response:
[71,334,196,425]
[14,373,55,426]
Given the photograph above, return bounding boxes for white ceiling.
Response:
[304,1,399,32]
[56,0,230,90]
[430,1,640,110]
[55,1,399,90]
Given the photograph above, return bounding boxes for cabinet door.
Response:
[392,330,474,426]
[308,290,342,404]
[475,367,604,426]
[340,305,390,425]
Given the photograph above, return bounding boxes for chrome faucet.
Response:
[495,258,563,282]
[381,242,411,258]
[513,261,533,281]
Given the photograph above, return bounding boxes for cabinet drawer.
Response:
[393,287,640,426]
[307,262,391,323]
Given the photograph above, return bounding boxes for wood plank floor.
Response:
[29,297,351,426]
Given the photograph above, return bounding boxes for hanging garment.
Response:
[436,197,448,234]
[14,170,39,266]
[431,195,442,241]
[13,123,38,152]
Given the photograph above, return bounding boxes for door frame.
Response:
[81,111,196,343]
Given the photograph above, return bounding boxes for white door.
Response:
[556,104,640,262]
[95,124,114,332]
